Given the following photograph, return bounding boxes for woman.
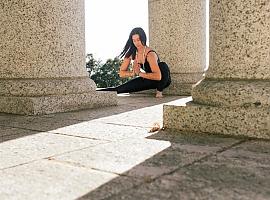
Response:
[98,27,171,98]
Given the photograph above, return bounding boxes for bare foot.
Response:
[156,91,163,98]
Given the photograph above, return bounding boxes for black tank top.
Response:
[139,50,160,73]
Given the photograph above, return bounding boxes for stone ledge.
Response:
[0,91,117,115]
[192,79,270,107]
[0,77,96,97]
[163,103,270,139]
[170,73,204,83]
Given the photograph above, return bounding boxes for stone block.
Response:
[192,80,270,107]
[53,138,171,174]
[0,160,117,200]
[0,91,117,115]
[0,77,96,97]
[0,132,107,169]
[164,103,270,139]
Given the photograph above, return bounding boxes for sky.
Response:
[85,0,149,62]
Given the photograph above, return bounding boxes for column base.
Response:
[167,73,204,95]
[0,91,117,115]
[164,102,270,139]
[192,79,270,107]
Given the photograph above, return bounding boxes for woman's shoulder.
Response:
[145,47,155,53]
[145,48,158,58]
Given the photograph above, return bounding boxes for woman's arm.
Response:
[138,52,161,80]
[119,57,135,78]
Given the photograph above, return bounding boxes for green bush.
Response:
[86,54,131,88]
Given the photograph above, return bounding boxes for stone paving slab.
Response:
[219,140,270,168]
[40,105,139,121]
[81,96,186,128]
[76,131,247,200]
[0,132,108,169]
[0,160,117,200]
[48,121,154,141]
[0,115,82,132]
[122,145,209,179]
[160,150,270,199]
[148,130,243,148]
[0,126,40,143]
[223,139,270,156]
[40,95,181,122]
[90,105,164,128]
[100,178,181,200]
[106,139,270,200]
[106,177,262,200]
[0,95,270,200]
[53,138,171,174]
[154,139,270,200]
[78,175,144,200]
[122,131,243,179]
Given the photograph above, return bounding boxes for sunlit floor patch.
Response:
[0,160,118,200]
[0,95,185,199]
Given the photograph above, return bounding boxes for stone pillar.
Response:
[149,0,206,95]
[164,0,270,139]
[0,0,117,115]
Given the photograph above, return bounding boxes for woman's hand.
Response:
[133,60,141,76]
[119,57,134,78]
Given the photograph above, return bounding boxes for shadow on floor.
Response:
[76,130,270,200]
[0,95,183,143]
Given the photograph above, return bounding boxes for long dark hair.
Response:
[119,27,147,60]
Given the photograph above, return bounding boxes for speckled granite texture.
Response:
[164,103,270,139]
[0,77,96,97]
[192,80,270,107]
[149,0,206,95]
[164,0,270,139]
[206,0,270,79]
[0,91,117,115]
[0,0,117,115]
[0,1,86,78]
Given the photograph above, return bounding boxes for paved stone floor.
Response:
[0,94,270,200]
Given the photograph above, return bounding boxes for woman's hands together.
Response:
[133,60,141,76]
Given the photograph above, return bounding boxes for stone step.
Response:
[0,91,117,115]
[163,103,270,139]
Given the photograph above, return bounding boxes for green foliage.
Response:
[86,54,131,88]
[86,53,100,76]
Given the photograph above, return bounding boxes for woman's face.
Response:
[132,34,143,48]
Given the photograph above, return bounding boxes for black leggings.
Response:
[97,66,171,94]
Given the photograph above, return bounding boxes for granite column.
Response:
[0,0,117,115]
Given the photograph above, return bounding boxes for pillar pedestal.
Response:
[164,0,270,139]
[0,0,117,115]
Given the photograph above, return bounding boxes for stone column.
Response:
[149,0,206,95]
[164,0,270,139]
[0,0,117,115]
